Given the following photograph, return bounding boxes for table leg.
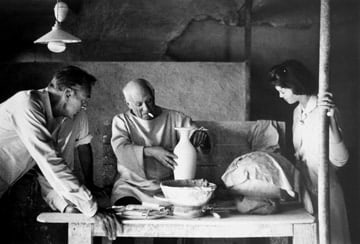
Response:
[68,223,93,244]
[293,223,317,244]
[101,237,113,244]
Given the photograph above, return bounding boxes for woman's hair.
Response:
[48,65,97,91]
[268,60,317,95]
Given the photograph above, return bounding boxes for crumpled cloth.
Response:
[221,151,297,199]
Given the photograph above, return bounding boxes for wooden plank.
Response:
[37,213,95,224]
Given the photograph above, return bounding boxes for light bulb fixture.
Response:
[47,41,66,53]
[34,1,81,53]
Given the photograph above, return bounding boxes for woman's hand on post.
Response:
[318,92,335,117]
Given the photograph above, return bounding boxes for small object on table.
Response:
[109,204,170,219]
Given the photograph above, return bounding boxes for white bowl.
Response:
[160,179,216,207]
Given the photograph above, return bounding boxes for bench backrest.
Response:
[102,120,286,186]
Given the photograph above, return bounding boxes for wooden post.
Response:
[68,223,93,244]
[244,0,252,120]
[318,0,331,243]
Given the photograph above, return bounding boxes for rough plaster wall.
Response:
[73,0,247,61]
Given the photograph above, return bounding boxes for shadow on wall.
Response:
[0,63,62,102]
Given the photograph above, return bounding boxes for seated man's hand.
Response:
[94,208,119,240]
[144,146,177,170]
[190,128,210,149]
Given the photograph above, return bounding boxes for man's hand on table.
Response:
[64,205,119,240]
[94,208,119,241]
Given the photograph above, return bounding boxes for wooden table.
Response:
[37,207,317,244]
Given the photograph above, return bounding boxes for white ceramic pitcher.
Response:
[173,127,197,179]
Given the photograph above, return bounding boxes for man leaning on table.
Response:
[0,65,117,240]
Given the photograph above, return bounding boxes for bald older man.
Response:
[110,78,210,206]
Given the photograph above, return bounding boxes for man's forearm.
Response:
[143,146,153,157]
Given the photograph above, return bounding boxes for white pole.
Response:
[318,0,331,243]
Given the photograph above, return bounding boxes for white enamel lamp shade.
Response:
[34,22,81,44]
[33,1,81,53]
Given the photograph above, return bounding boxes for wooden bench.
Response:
[37,120,317,244]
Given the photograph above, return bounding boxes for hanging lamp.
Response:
[34,1,81,53]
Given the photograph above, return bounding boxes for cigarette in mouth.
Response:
[148,112,154,118]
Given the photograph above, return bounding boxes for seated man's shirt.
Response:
[111,107,195,204]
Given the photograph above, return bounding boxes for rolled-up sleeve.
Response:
[330,140,349,167]
[12,95,97,217]
[329,108,349,167]
[38,173,69,213]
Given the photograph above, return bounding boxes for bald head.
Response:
[122,78,157,120]
[122,78,155,102]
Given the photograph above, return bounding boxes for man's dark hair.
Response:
[48,65,97,91]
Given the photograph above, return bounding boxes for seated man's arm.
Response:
[111,115,147,176]
[111,115,177,172]
[143,146,177,170]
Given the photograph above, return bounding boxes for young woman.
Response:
[268,60,351,244]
